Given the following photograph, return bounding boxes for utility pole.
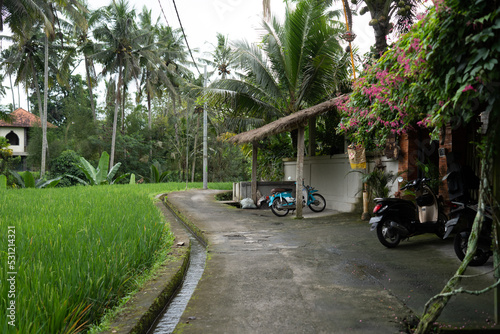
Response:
[203,65,208,189]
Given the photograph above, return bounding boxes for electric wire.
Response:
[156,0,170,26]
[171,0,201,76]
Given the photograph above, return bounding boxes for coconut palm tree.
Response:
[353,0,420,55]
[207,0,350,217]
[74,0,101,121]
[201,33,239,80]
[3,0,86,176]
[92,0,142,167]
[207,0,350,126]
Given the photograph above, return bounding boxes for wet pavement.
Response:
[165,189,498,333]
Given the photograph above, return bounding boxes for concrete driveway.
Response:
[166,190,497,333]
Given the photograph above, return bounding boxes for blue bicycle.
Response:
[269,183,326,217]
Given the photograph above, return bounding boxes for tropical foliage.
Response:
[10,170,62,188]
[335,0,500,331]
[68,151,129,185]
[336,0,500,151]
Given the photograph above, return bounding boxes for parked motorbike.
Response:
[369,177,447,248]
[444,201,493,266]
[269,183,326,217]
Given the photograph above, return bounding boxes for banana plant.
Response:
[68,151,130,186]
[146,161,170,183]
[10,170,62,188]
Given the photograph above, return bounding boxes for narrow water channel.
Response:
[149,235,206,333]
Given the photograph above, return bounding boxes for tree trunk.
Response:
[295,126,305,219]
[8,73,15,110]
[415,155,491,333]
[121,83,126,133]
[41,35,49,177]
[191,114,200,182]
[252,141,258,203]
[148,91,152,160]
[110,67,122,169]
[85,56,96,121]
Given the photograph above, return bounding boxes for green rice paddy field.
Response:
[0,182,231,333]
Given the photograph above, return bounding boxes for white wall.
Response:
[0,127,26,154]
[284,155,400,212]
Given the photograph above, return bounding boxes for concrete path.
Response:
[166,189,497,333]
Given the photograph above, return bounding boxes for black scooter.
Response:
[444,201,493,266]
[369,177,447,248]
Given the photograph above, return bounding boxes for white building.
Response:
[0,108,56,170]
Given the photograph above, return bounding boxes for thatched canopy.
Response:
[228,96,343,144]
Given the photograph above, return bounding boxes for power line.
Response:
[171,0,201,76]
[157,0,170,26]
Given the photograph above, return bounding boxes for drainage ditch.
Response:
[147,203,207,333]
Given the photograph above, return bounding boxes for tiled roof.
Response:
[0,108,57,128]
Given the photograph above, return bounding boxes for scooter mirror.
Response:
[397,176,404,183]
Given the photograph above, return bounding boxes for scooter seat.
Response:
[271,188,293,193]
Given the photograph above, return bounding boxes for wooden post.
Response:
[252,141,258,204]
[295,126,305,219]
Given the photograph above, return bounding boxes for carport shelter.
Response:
[228,96,343,218]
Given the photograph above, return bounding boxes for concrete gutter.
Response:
[100,195,193,334]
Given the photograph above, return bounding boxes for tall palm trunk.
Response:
[110,65,122,169]
[41,35,49,177]
[147,90,152,159]
[8,73,15,110]
[84,56,96,121]
[121,82,126,133]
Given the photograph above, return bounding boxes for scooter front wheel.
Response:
[377,218,401,248]
[453,229,490,266]
[308,193,326,212]
[434,212,448,239]
[271,197,290,217]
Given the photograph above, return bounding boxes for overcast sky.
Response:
[2,0,378,110]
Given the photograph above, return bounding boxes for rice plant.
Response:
[0,182,231,333]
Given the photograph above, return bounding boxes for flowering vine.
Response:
[336,0,500,151]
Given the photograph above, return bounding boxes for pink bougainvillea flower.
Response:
[462,84,476,92]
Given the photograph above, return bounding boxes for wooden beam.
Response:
[252,141,258,204]
[295,126,305,219]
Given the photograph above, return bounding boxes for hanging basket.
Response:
[342,31,357,43]
[347,144,366,169]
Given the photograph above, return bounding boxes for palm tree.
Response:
[136,8,183,138]
[93,0,141,167]
[207,0,350,216]
[0,47,18,110]
[201,33,239,80]
[74,0,101,121]
[3,0,86,176]
[353,0,420,55]
[208,0,350,125]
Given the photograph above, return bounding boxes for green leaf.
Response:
[10,171,24,188]
[129,173,136,185]
[23,171,36,188]
[150,164,160,183]
[484,58,498,71]
[107,162,122,184]
[0,174,6,189]
[111,172,130,185]
[66,174,89,186]
[96,151,110,185]
[36,176,63,189]
[78,157,97,185]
